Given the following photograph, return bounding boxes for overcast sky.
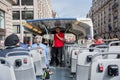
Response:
[51,0,92,18]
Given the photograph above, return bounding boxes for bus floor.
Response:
[36,66,73,80]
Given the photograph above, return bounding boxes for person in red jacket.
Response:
[93,35,104,45]
[89,35,104,52]
[52,27,64,67]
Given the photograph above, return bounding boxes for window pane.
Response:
[0,10,5,29]
[13,11,20,20]
[13,25,20,33]
[0,11,4,16]
[21,0,33,5]
[22,11,34,20]
[13,0,20,6]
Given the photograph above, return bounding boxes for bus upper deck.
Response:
[22,18,94,46]
[0,18,120,80]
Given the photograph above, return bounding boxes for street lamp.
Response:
[23,5,28,44]
[24,5,27,20]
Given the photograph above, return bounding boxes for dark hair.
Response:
[4,33,19,46]
[94,35,100,40]
[55,27,61,29]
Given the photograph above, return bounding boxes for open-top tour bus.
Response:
[23,18,94,47]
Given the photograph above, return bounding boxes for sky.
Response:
[51,0,92,18]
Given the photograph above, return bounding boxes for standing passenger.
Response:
[53,27,64,67]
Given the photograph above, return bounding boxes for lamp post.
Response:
[24,5,27,20]
[23,5,28,44]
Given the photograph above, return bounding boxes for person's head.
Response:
[4,33,19,46]
[55,27,61,33]
[34,35,42,44]
[94,35,100,40]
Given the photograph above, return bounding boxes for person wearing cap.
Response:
[52,27,64,67]
[0,33,29,57]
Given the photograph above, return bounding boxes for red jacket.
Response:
[94,39,104,45]
[54,32,64,47]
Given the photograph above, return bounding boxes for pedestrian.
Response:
[52,27,64,67]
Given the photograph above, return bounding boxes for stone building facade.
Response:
[0,0,16,48]
[88,0,120,39]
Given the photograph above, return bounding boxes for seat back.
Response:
[30,49,43,76]
[90,52,120,80]
[6,51,36,80]
[108,41,120,58]
[76,48,101,80]
[0,57,16,80]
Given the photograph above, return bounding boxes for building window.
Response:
[22,11,33,20]
[13,0,20,6]
[0,10,5,29]
[113,15,118,20]
[109,7,111,11]
[13,11,20,20]
[108,19,111,22]
[13,25,20,33]
[94,29,97,34]
[104,20,106,24]
[108,24,112,31]
[21,0,33,5]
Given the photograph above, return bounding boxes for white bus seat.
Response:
[66,45,81,67]
[108,41,120,52]
[70,47,97,73]
[90,52,120,80]
[95,44,108,52]
[76,50,102,80]
[95,45,109,59]
[29,49,43,76]
[40,50,47,69]
[6,51,36,80]
[0,57,16,80]
[71,49,79,73]
[108,41,120,58]
[64,45,73,67]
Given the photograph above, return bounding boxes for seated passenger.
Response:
[0,33,29,57]
[93,35,104,45]
[89,35,104,52]
[90,35,104,47]
[31,35,49,66]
